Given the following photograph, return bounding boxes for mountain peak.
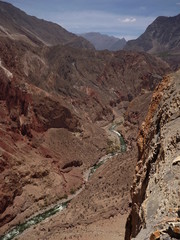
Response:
[80,32,126,51]
[124,13,180,69]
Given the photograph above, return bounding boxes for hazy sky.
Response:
[4,0,180,40]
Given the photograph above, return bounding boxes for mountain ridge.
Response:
[124,13,180,69]
[80,32,126,51]
[0,0,94,49]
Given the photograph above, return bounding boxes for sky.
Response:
[4,0,180,40]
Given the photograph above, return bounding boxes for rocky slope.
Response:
[125,70,180,239]
[80,32,126,51]
[124,14,180,70]
[0,44,170,238]
[0,0,94,49]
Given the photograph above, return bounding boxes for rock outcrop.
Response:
[125,70,180,239]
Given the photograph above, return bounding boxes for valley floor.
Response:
[18,213,128,240]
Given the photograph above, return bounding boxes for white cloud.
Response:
[176,2,180,4]
[122,17,136,23]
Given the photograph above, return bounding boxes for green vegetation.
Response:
[119,135,127,152]
[70,188,75,195]
[63,194,68,199]
[106,138,120,155]
[0,202,69,240]
[90,161,104,176]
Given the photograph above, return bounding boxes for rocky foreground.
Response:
[126,70,180,239]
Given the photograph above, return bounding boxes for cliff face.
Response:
[126,71,180,239]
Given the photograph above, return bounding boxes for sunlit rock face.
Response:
[125,70,180,240]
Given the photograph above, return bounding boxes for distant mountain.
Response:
[0,1,94,49]
[80,32,126,51]
[124,14,180,69]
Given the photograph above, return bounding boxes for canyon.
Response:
[0,1,179,240]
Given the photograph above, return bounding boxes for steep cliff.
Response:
[126,70,180,239]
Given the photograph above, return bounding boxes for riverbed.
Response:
[0,125,126,240]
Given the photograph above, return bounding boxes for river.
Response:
[0,125,126,240]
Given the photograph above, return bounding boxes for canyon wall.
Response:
[126,71,180,239]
